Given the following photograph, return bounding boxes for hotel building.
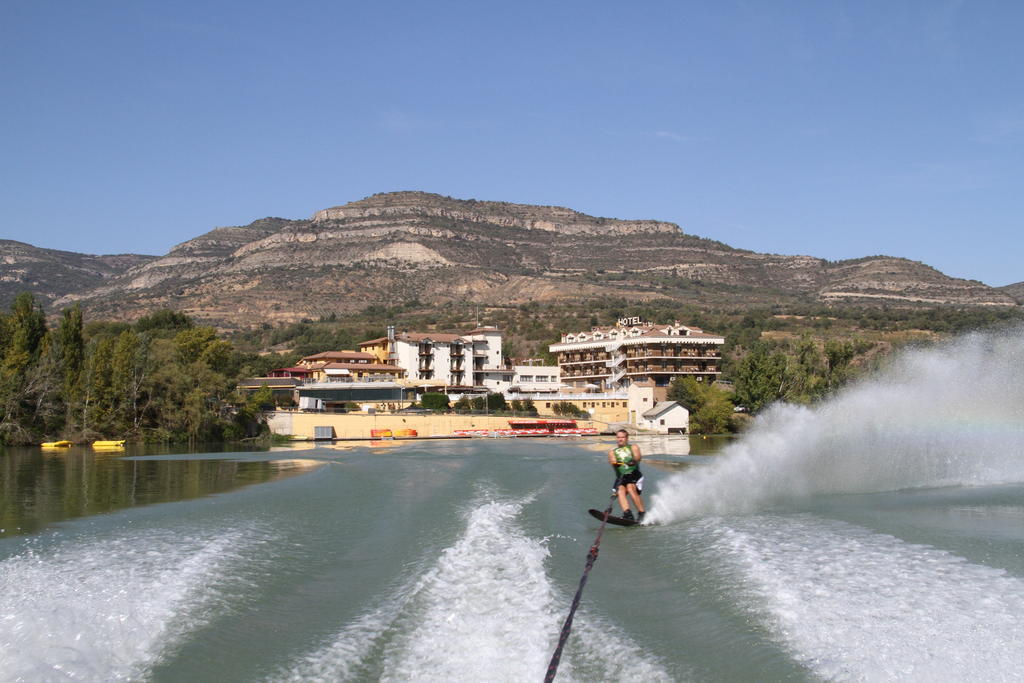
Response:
[549,320,724,392]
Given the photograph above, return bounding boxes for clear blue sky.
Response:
[2,1,1022,286]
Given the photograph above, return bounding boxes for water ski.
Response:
[588,508,639,527]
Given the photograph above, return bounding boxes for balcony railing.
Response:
[561,370,612,379]
[559,354,610,364]
[623,367,719,375]
[624,350,720,359]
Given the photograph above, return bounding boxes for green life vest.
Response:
[613,445,637,475]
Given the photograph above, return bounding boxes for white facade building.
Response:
[510,363,561,394]
[360,326,511,391]
[463,327,511,391]
[627,380,657,424]
[638,401,689,434]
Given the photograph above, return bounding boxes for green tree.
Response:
[552,401,585,417]
[667,376,705,412]
[421,392,450,411]
[82,336,117,435]
[57,304,85,407]
[784,335,826,404]
[824,339,856,390]
[0,294,70,443]
[485,392,507,412]
[135,309,194,334]
[5,292,47,364]
[690,385,734,434]
[174,327,219,365]
[110,329,146,434]
[733,343,788,413]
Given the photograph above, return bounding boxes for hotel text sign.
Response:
[617,316,644,327]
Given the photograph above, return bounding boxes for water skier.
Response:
[608,429,645,522]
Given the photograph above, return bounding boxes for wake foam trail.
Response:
[277,498,672,682]
[705,516,1024,681]
[0,524,267,681]
[650,327,1024,523]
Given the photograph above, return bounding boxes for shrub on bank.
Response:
[421,392,450,411]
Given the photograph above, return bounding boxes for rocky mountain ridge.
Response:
[2,192,1016,327]
[312,191,680,235]
[0,240,155,307]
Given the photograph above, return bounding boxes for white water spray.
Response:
[650,327,1024,523]
[0,523,267,680]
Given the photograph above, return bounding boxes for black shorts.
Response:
[613,469,643,493]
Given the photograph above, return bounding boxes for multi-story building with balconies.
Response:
[550,320,724,392]
[360,326,510,391]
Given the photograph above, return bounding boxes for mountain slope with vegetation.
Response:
[997,282,1024,304]
[0,240,154,308]
[1,192,1016,329]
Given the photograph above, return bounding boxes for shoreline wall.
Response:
[266,411,606,439]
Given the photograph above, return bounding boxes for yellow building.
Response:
[534,396,630,423]
[309,362,404,382]
[358,338,393,365]
[297,350,404,382]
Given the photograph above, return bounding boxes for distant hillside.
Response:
[0,240,155,308]
[998,282,1024,304]
[1,192,1016,326]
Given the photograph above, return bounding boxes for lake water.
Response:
[2,329,1023,681]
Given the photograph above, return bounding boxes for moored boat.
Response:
[40,440,73,448]
[92,440,126,448]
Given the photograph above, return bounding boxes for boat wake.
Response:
[275,496,674,682]
[0,522,270,680]
[701,515,1024,680]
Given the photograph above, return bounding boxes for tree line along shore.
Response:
[1,293,1019,446]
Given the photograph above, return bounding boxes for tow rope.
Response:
[544,479,621,682]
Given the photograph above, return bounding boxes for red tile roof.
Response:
[408,332,465,343]
[360,330,500,345]
[320,362,403,372]
[302,351,377,362]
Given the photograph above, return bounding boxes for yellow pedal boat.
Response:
[40,440,73,448]
[92,440,126,448]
